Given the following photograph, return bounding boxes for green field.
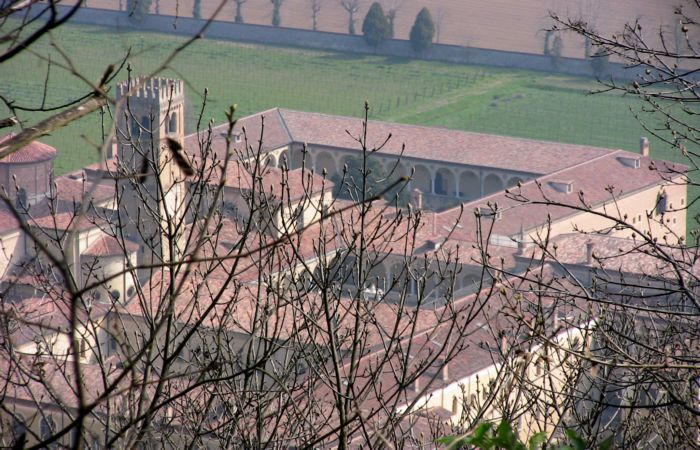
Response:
[0,20,696,232]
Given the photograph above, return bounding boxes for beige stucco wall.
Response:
[402,325,589,442]
[81,252,138,303]
[537,178,687,242]
[0,229,24,277]
[0,401,104,448]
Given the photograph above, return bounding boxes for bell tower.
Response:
[115,76,188,270]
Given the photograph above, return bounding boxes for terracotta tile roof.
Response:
[0,205,19,234]
[0,134,57,164]
[82,233,139,257]
[537,233,700,279]
[206,159,332,202]
[28,209,108,232]
[184,109,618,175]
[0,353,129,410]
[83,157,120,178]
[53,174,115,206]
[3,293,112,347]
[185,108,293,161]
[435,151,687,240]
[278,109,614,174]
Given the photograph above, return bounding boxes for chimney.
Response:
[640,137,650,157]
[414,377,421,392]
[500,333,508,355]
[585,240,595,265]
[441,360,449,382]
[516,225,529,256]
[109,137,117,159]
[411,188,423,210]
[552,304,559,330]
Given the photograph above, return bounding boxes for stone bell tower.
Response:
[115,76,188,269]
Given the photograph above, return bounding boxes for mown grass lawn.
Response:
[1,20,696,233]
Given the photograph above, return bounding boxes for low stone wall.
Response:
[40,5,641,80]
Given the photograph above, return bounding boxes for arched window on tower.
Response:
[16,188,27,209]
[40,415,55,441]
[141,115,151,133]
[168,112,177,135]
[11,414,26,444]
[130,117,141,138]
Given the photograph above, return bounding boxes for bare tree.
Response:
[234,0,246,23]
[434,7,447,44]
[309,0,324,31]
[3,2,699,449]
[0,66,479,448]
[271,0,285,27]
[340,0,362,35]
[381,0,402,38]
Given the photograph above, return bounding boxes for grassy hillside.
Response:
[0,20,695,233]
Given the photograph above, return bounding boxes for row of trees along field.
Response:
[1,0,699,448]
[126,0,436,50]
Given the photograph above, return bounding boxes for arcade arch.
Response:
[434,168,456,196]
[315,151,337,174]
[459,170,480,199]
[506,176,524,189]
[483,174,504,195]
[412,165,432,193]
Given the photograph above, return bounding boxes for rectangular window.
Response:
[656,193,668,215]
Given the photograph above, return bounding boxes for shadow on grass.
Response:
[380,55,413,65]
[320,51,369,62]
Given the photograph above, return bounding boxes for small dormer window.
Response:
[478,206,502,221]
[549,180,573,194]
[233,133,242,143]
[618,155,641,169]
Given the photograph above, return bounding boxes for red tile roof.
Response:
[278,109,614,174]
[203,158,332,202]
[435,151,687,240]
[183,109,618,175]
[536,233,700,279]
[28,209,107,232]
[82,234,139,257]
[0,205,19,234]
[4,293,113,347]
[185,108,293,161]
[0,134,57,164]
[54,174,115,206]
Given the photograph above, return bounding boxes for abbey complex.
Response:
[0,78,693,447]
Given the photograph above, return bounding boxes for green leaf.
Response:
[435,436,457,445]
[493,420,521,450]
[473,422,495,440]
[564,429,586,450]
[598,435,614,450]
[528,432,546,450]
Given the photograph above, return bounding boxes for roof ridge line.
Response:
[278,109,619,152]
[437,150,623,217]
[277,108,295,144]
